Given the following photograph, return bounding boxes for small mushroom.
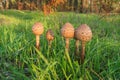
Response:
[46,29,54,48]
[61,22,74,52]
[75,24,92,63]
[32,22,44,50]
[74,28,80,56]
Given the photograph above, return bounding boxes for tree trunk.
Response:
[37,0,42,10]
[80,0,83,13]
[71,0,74,11]
[17,1,23,10]
[99,0,103,13]
[74,0,78,11]
[0,1,4,10]
[90,0,92,12]
[77,0,80,12]
[83,0,89,13]
[90,0,98,13]
[5,0,9,9]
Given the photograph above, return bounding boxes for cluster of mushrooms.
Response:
[32,22,92,64]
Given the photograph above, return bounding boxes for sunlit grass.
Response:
[0,10,120,80]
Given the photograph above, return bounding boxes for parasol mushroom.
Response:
[61,22,74,53]
[32,22,44,50]
[75,24,92,63]
[46,29,54,48]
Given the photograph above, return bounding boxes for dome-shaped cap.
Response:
[46,29,54,41]
[75,24,92,42]
[61,23,74,38]
[32,22,44,35]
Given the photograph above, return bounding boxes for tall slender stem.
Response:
[75,40,79,56]
[48,40,52,49]
[81,41,86,64]
[36,35,40,50]
[65,38,69,53]
[47,40,51,57]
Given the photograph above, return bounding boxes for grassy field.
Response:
[0,10,120,80]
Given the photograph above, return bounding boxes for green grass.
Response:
[0,10,120,80]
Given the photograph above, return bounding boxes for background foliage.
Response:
[0,0,120,14]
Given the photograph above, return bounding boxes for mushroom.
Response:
[46,29,54,48]
[74,28,80,56]
[61,22,74,52]
[32,22,44,50]
[75,24,92,63]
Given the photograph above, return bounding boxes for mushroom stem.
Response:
[81,41,86,64]
[36,35,40,50]
[75,40,79,56]
[48,40,52,49]
[65,38,69,53]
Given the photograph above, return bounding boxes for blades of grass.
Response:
[31,64,42,79]
[88,68,103,80]
[85,69,92,80]
[35,47,49,65]
[40,62,57,80]
[59,62,72,80]
[65,49,75,76]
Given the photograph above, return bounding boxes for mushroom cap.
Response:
[32,22,44,35]
[46,29,54,41]
[61,23,74,38]
[75,24,92,42]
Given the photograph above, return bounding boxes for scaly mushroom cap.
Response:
[46,29,54,41]
[32,22,44,35]
[75,24,92,42]
[61,23,74,38]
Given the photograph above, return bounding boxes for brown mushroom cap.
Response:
[46,29,54,41]
[32,22,44,35]
[61,23,74,38]
[75,24,92,42]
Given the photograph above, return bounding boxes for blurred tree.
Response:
[43,0,66,15]
[36,0,42,10]
[17,0,23,10]
[92,0,98,13]
[30,0,37,10]
[80,0,89,13]
[5,0,9,9]
[0,0,4,10]
[74,0,78,11]
[99,0,114,13]
[9,0,17,9]
[83,0,89,13]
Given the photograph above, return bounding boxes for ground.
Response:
[0,10,120,80]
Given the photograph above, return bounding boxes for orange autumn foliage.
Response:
[43,0,66,15]
[17,1,24,10]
